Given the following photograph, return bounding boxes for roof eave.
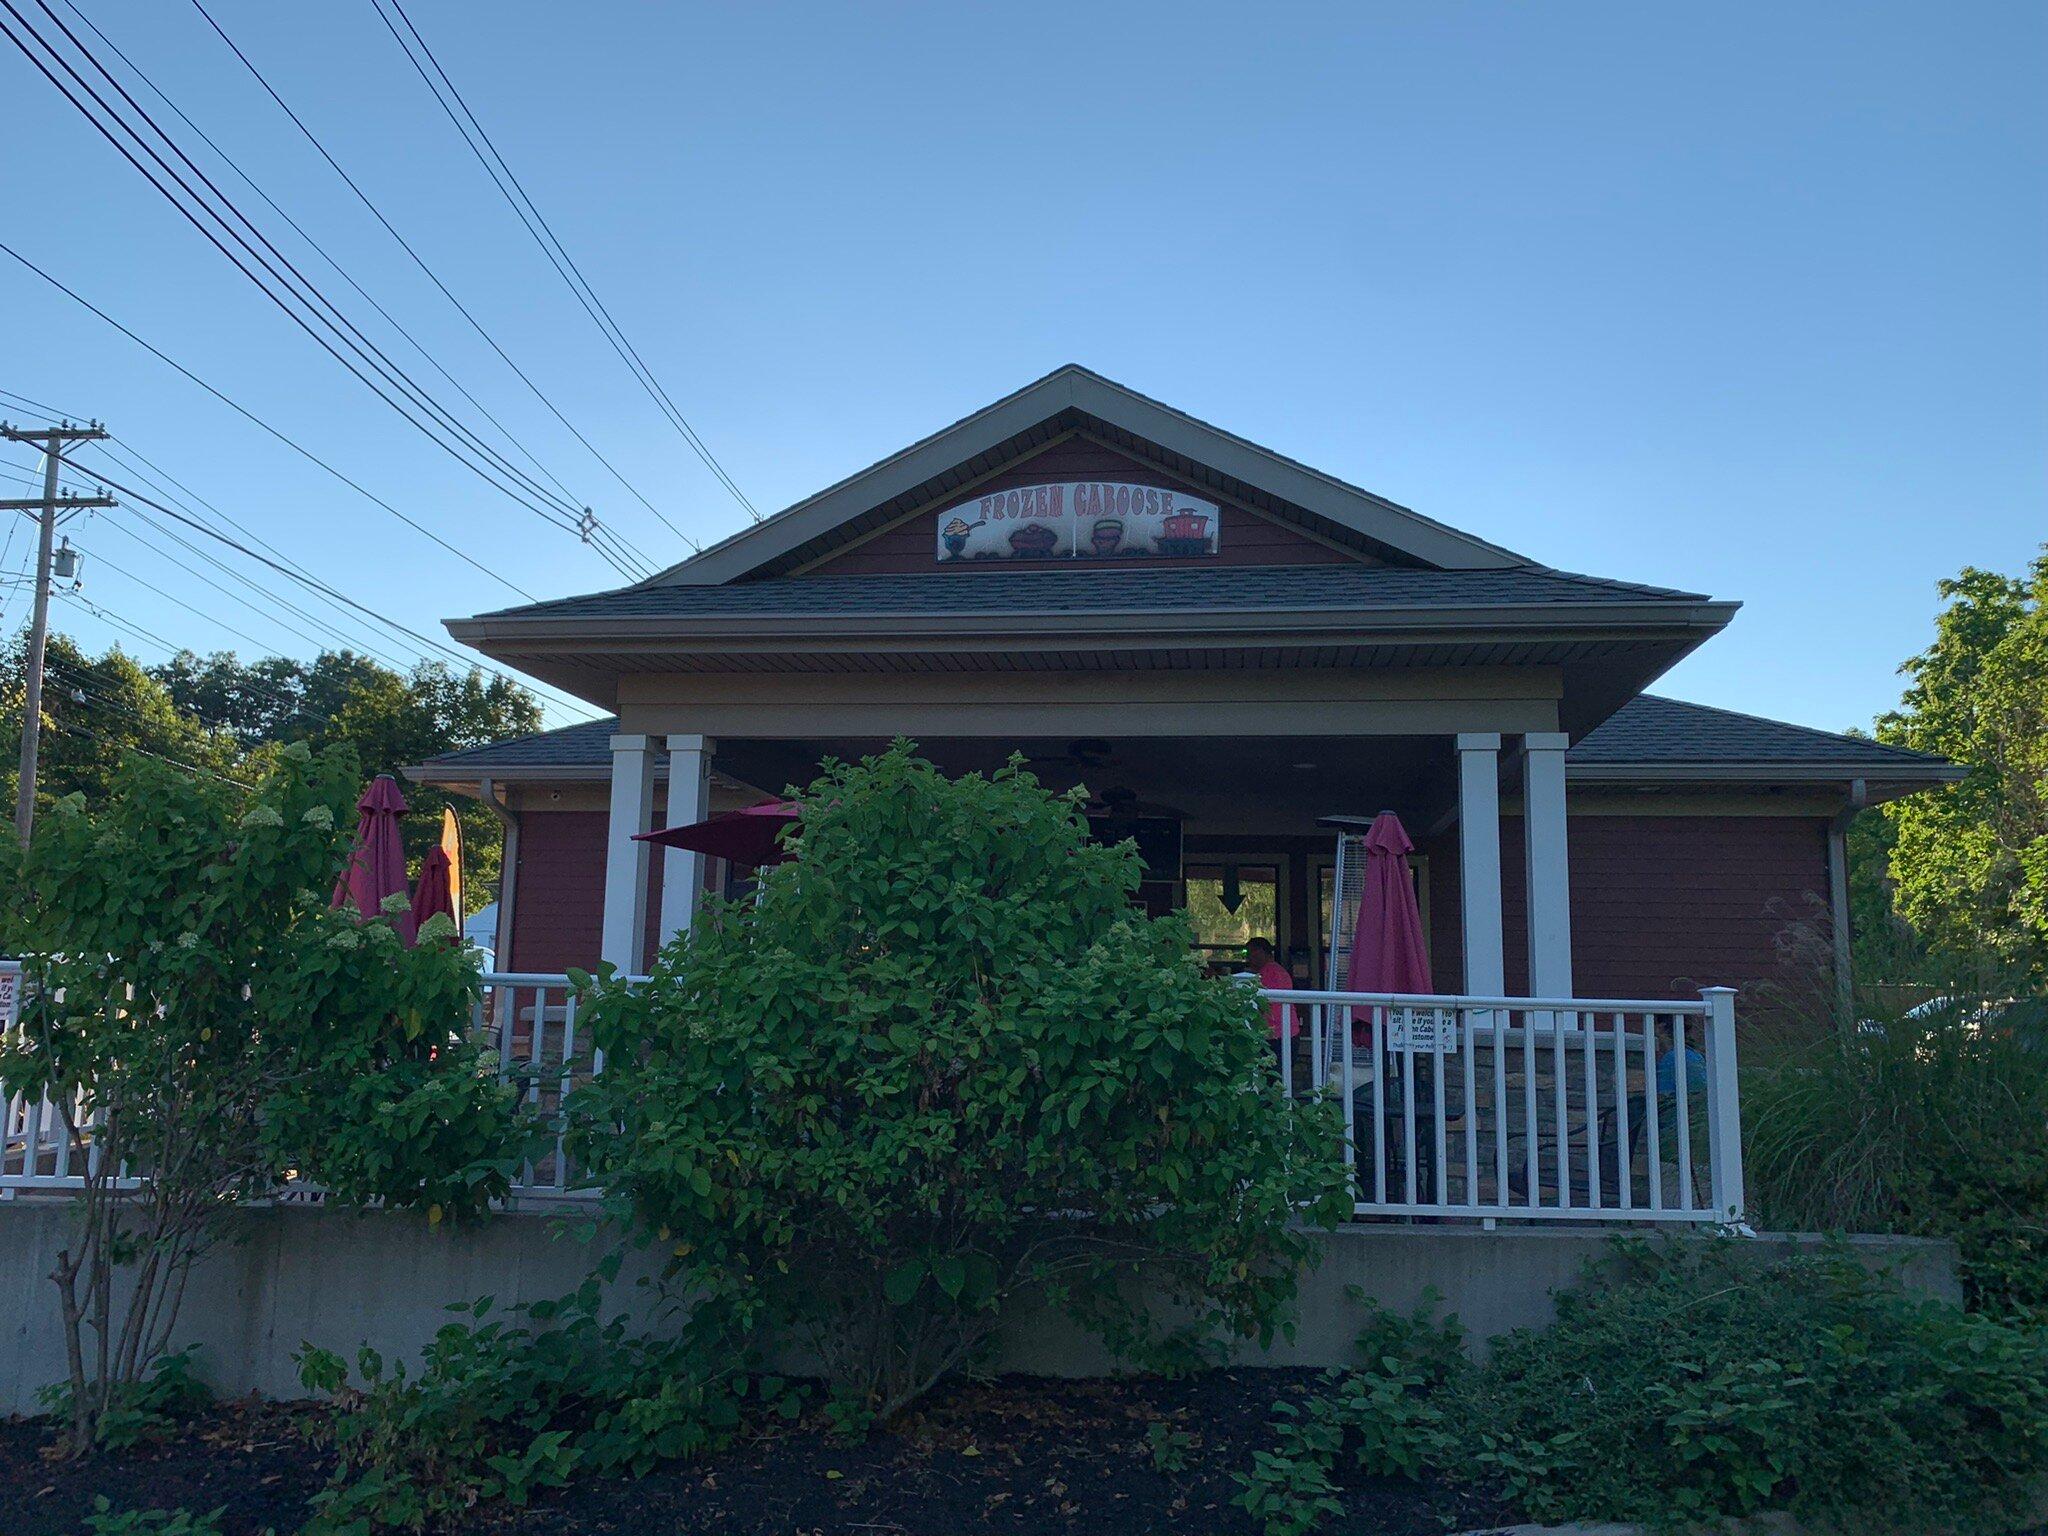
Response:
[414,758,1966,793]
[446,598,1738,649]
[1568,761,1967,785]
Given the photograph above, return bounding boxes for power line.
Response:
[88,523,355,657]
[49,648,323,741]
[40,710,251,788]
[55,593,353,741]
[2,6,578,536]
[48,645,311,734]
[62,588,198,658]
[74,550,287,655]
[45,655,278,739]
[0,242,537,600]
[51,0,594,519]
[53,451,609,726]
[23,0,635,562]
[184,0,698,557]
[3,400,467,676]
[116,504,424,671]
[2,1,651,580]
[39,421,602,729]
[368,0,759,531]
[92,429,466,657]
[0,460,99,498]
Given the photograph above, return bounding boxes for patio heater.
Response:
[1320,813,1384,993]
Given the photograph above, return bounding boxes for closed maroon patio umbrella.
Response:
[409,844,457,941]
[1345,811,1432,1045]
[333,774,414,941]
[635,799,801,868]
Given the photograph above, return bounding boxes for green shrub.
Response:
[1745,964,2048,1320]
[1233,1399,1345,1536]
[1145,1419,1196,1472]
[296,1272,797,1534]
[84,1501,228,1536]
[1232,1297,1468,1535]
[571,742,1351,1421]
[0,747,530,1453]
[1469,1239,2048,1532]
[1238,1248,2048,1536]
[36,1345,211,1451]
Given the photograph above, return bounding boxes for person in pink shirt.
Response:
[1245,937,1297,1070]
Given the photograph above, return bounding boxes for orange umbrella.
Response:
[437,806,463,929]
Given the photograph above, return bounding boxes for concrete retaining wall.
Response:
[0,1203,1959,1415]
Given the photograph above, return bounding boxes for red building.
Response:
[415,366,1958,1008]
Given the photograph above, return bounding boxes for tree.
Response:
[146,648,330,749]
[571,743,1351,1423]
[0,633,241,816]
[1873,549,2048,978]
[154,648,543,901]
[0,745,529,1453]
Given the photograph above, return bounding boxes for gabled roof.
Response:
[412,696,1960,788]
[648,364,1532,585]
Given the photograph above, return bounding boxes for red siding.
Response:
[506,811,664,974]
[1426,815,1830,1000]
[801,437,1364,576]
[1538,815,1830,1001]
[506,807,1831,1002]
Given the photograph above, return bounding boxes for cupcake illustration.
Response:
[1007,523,1059,558]
[1090,518,1124,556]
[940,515,982,559]
[1157,508,1213,557]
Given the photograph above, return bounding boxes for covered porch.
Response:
[554,707,1744,1231]
[597,705,1578,1007]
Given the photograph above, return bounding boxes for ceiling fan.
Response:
[1017,740,1183,820]
[1081,783,1185,821]
[1019,737,1121,772]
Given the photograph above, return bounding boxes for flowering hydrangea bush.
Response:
[0,745,529,1452]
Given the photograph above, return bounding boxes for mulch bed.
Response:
[0,1371,1517,1535]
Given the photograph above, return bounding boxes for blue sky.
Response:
[2,1,2041,734]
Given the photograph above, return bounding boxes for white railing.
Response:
[0,959,94,1194]
[1272,987,1744,1225]
[470,971,609,1200]
[4,960,1743,1226]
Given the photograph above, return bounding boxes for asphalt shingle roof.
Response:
[425,718,616,771]
[1569,695,1951,771]
[468,564,1709,624]
[419,697,1951,779]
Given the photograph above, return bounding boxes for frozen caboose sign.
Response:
[935,483,1221,562]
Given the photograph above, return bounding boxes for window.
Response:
[1183,863,1280,968]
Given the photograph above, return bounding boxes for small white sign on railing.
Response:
[1386,1004,1460,1054]
[0,967,18,1029]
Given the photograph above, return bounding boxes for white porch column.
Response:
[1456,732,1505,996]
[601,733,656,973]
[1521,732,1574,997]
[657,733,716,951]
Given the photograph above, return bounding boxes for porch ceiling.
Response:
[712,733,1453,837]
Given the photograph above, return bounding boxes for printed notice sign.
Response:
[1386,1005,1460,1054]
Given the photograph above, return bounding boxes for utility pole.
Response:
[2,421,114,845]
